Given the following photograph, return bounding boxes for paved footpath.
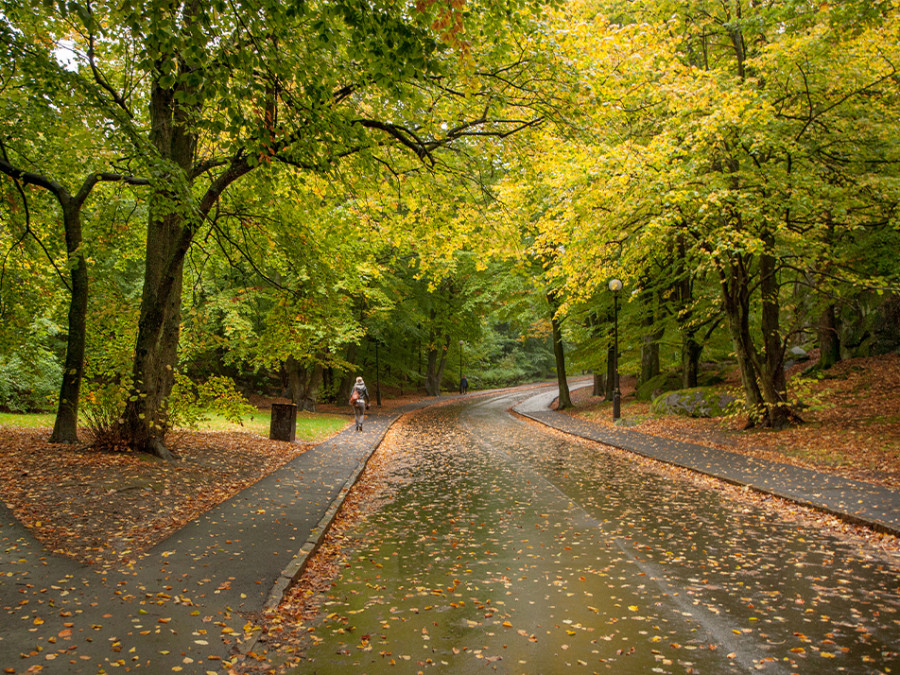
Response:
[516,387,900,537]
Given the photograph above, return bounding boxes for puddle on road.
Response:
[290,400,900,674]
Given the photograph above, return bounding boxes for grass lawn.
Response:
[0,412,55,428]
[0,409,348,442]
[195,410,348,440]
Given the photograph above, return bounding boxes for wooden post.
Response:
[270,403,297,441]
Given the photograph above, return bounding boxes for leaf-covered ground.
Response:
[0,429,315,567]
[568,353,900,488]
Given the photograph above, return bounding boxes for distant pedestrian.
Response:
[460,374,468,394]
[350,376,370,431]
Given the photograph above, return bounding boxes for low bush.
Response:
[0,350,61,412]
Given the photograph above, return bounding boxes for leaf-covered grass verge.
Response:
[0,408,350,567]
[569,353,900,487]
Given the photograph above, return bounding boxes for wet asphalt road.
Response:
[294,391,900,674]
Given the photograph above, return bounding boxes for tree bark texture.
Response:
[425,333,449,396]
[718,254,765,423]
[717,244,797,429]
[681,334,701,389]
[49,199,88,443]
[548,294,572,410]
[758,241,793,427]
[119,77,198,459]
[817,304,841,370]
[639,297,662,388]
[285,356,322,412]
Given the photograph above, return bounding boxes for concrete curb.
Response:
[262,417,398,613]
[236,405,426,658]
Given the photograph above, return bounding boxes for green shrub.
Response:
[0,350,61,412]
[81,377,132,449]
[169,373,256,429]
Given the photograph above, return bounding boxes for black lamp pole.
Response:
[609,279,622,420]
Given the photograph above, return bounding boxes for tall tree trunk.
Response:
[639,293,662,389]
[675,233,700,389]
[49,200,87,443]
[718,255,765,425]
[285,356,322,412]
[119,67,252,456]
[425,333,449,396]
[818,304,840,370]
[681,334,701,389]
[119,77,197,459]
[718,246,797,429]
[121,221,185,459]
[758,241,793,428]
[548,293,572,409]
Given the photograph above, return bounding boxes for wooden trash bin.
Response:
[269,403,297,442]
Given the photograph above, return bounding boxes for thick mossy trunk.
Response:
[285,356,322,412]
[120,78,195,459]
[719,256,765,425]
[120,235,185,460]
[718,245,798,430]
[758,243,795,428]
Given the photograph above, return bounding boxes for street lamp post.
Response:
[459,340,464,394]
[609,278,623,420]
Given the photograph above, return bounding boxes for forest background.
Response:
[1,0,899,468]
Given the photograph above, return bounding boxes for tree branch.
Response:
[85,6,134,119]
